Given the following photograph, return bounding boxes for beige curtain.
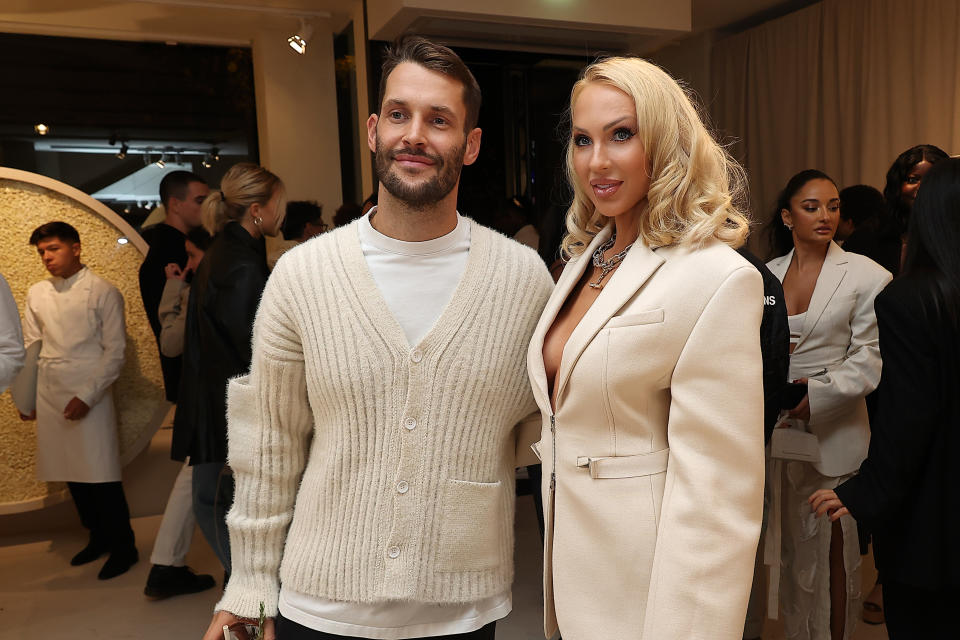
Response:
[710,0,960,257]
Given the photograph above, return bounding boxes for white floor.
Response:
[0,493,890,640]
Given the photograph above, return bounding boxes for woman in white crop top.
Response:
[765,170,891,640]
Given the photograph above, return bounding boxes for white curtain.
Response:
[710,0,960,257]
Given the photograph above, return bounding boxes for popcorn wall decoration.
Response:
[0,170,165,513]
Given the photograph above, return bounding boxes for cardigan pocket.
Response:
[436,479,504,572]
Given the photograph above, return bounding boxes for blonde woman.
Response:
[173,162,285,575]
[527,57,765,639]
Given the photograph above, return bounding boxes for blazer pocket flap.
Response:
[576,448,669,479]
[606,309,665,329]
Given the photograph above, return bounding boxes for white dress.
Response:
[23,266,126,483]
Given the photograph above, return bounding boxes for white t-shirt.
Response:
[277,209,511,638]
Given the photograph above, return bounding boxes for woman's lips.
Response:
[591,180,622,198]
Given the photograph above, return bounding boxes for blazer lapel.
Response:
[797,241,847,347]
[553,239,665,405]
[527,226,613,412]
[768,249,793,282]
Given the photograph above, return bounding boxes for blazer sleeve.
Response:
[216,263,314,619]
[834,288,938,526]
[0,275,25,391]
[806,268,891,427]
[641,266,765,639]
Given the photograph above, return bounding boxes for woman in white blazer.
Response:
[765,170,891,640]
[526,57,765,640]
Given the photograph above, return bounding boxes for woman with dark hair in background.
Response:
[173,162,285,576]
[811,157,960,639]
[765,170,891,640]
[882,144,948,270]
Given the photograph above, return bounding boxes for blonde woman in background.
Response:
[527,57,765,639]
[172,162,285,576]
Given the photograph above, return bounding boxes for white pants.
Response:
[779,462,862,640]
[149,463,195,566]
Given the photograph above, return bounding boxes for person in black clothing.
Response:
[810,157,960,639]
[837,185,900,277]
[738,246,790,639]
[174,162,285,573]
[139,170,209,402]
[138,171,216,598]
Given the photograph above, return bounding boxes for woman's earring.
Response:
[783,221,793,231]
[253,215,263,228]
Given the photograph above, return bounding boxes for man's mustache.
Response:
[388,147,442,165]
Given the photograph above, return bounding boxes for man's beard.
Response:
[374,134,465,208]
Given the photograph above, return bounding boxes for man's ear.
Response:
[367,114,379,154]
[462,127,482,166]
[71,242,81,258]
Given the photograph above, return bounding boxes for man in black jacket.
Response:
[137,170,216,599]
[738,246,790,639]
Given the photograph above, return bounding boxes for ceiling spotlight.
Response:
[35,123,50,135]
[123,205,131,214]
[287,19,313,54]
[211,147,221,162]
[156,153,167,168]
[201,153,213,168]
[116,143,128,159]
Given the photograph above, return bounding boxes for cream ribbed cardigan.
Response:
[217,219,553,618]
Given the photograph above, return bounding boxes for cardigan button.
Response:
[396,481,409,494]
[404,418,417,431]
[410,349,423,363]
[387,545,401,559]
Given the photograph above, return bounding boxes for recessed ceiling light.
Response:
[35,123,50,135]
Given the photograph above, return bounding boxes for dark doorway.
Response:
[0,32,258,229]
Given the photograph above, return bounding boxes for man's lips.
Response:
[590,179,623,197]
[393,153,435,167]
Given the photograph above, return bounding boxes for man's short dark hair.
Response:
[159,170,207,208]
[378,35,482,131]
[186,227,213,251]
[282,200,324,240]
[30,221,80,245]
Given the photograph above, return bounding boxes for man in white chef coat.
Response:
[21,221,138,579]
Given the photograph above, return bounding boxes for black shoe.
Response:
[144,564,216,599]
[97,547,139,580]
[70,539,108,566]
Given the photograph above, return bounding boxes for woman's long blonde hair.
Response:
[202,162,284,235]
[561,57,750,258]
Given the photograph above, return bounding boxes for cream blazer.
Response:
[527,224,765,640]
[766,241,892,477]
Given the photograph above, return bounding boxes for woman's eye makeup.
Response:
[612,127,635,142]
[573,134,591,146]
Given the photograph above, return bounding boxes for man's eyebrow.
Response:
[383,98,457,118]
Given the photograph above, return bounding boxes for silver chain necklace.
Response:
[589,235,634,289]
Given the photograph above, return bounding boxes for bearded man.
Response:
[202,36,552,640]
